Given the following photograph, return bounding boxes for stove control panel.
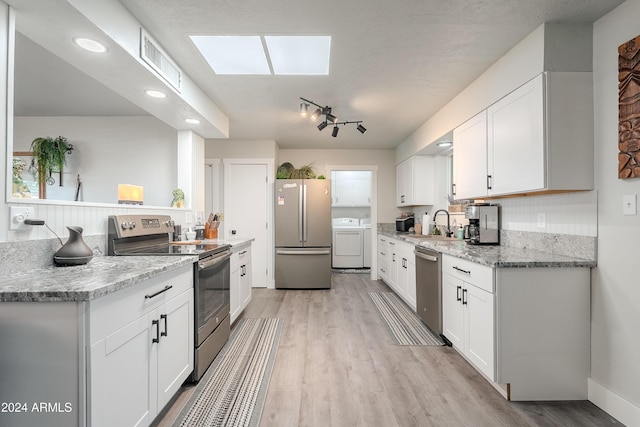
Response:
[108,214,174,239]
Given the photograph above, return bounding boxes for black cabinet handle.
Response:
[456,286,462,302]
[487,175,492,190]
[160,314,168,337]
[462,289,468,305]
[453,266,471,275]
[152,319,160,343]
[145,285,173,299]
[452,183,456,196]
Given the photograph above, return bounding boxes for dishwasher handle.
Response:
[414,250,438,262]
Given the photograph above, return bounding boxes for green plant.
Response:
[317,175,326,179]
[289,164,316,179]
[30,136,73,185]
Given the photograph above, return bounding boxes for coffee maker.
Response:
[465,203,500,245]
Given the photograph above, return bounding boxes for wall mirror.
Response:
[8,29,179,207]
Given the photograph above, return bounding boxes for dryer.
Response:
[332,218,364,268]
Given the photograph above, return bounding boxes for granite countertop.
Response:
[379,231,596,268]
[201,237,254,250]
[0,256,195,303]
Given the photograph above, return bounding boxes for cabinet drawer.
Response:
[89,264,194,344]
[442,255,494,293]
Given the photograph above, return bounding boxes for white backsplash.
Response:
[493,190,597,237]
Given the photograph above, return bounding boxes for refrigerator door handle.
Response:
[277,249,331,255]
[302,184,308,242]
[298,185,304,242]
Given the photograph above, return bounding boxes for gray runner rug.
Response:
[369,292,445,346]
[174,318,283,427]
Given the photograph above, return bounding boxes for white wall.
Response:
[277,148,397,222]
[204,139,278,159]
[591,1,640,424]
[13,116,177,207]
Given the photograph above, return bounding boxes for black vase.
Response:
[54,226,93,267]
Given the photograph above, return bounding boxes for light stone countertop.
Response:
[0,256,195,303]
[201,237,254,251]
[379,231,596,268]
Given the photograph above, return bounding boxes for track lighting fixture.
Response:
[299,97,367,138]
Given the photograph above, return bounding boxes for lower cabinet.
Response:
[230,243,253,324]
[442,258,495,380]
[442,254,591,401]
[88,265,194,427]
[377,235,417,311]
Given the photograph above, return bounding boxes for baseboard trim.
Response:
[588,378,640,426]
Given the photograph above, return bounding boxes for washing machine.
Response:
[332,218,364,268]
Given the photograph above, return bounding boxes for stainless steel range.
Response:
[107,214,231,382]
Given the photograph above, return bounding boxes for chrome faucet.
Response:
[433,209,453,237]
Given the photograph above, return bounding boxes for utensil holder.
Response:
[205,229,218,239]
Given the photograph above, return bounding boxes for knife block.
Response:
[205,228,218,239]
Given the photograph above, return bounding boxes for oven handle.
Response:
[199,251,231,269]
[414,250,438,262]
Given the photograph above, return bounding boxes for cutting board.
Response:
[170,240,202,245]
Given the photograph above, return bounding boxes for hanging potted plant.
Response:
[30,136,73,199]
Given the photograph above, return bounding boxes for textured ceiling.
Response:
[12,0,624,149]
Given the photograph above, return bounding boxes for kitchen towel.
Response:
[369,292,445,346]
[174,318,282,427]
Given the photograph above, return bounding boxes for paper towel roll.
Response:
[422,214,430,235]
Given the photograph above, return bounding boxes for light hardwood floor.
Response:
[154,273,621,427]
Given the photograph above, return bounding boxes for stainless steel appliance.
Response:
[414,246,443,336]
[465,203,500,245]
[395,216,414,232]
[275,179,332,289]
[107,214,231,382]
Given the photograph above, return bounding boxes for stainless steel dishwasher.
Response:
[414,246,442,336]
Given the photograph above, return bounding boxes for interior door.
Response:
[224,161,270,288]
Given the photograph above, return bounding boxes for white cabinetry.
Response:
[377,236,417,311]
[396,156,435,206]
[452,72,593,199]
[442,254,591,401]
[230,243,253,324]
[452,111,488,200]
[88,265,194,427]
[331,170,371,206]
[442,255,495,380]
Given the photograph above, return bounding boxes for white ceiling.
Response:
[10,0,623,150]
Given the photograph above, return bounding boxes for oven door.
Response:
[195,250,231,346]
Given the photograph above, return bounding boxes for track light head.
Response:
[317,121,328,131]
[311,108,322,121]
[332,126,339,137]
[357,124,367,134]
[326,113,338,124]
[300,102,309,117]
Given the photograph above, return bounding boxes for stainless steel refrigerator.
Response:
[275,179,332,289]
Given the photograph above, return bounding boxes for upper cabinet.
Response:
[452,72,594,200]
[396,156,435,207]
[331,171,371,207]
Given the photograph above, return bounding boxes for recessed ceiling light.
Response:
[145,90,167,98]
[74,37,107,53]
[437,141,453,147]
[190,35,270,75]
[185,118,200,124]
[265,36,330,75]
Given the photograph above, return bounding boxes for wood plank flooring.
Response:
[153,273,622,427]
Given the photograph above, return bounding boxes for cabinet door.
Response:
[396,160,407,206]
[453,110,488,199]
[404,248,417,311]
[442,273,464,350]
[387,240,398,290]
[230,253,241,323]
[487,74,544,195]
[157,289,194,409]
[465,284,495,380]
[90,313,154,427]
[332,171,371,206]
[240,247,253,309]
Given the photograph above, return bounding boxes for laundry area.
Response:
[330,171,372,270]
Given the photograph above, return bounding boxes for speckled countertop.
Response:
[379,231,596,268]
[0,256,195,303]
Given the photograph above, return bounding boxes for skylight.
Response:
[189,35,331,76]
